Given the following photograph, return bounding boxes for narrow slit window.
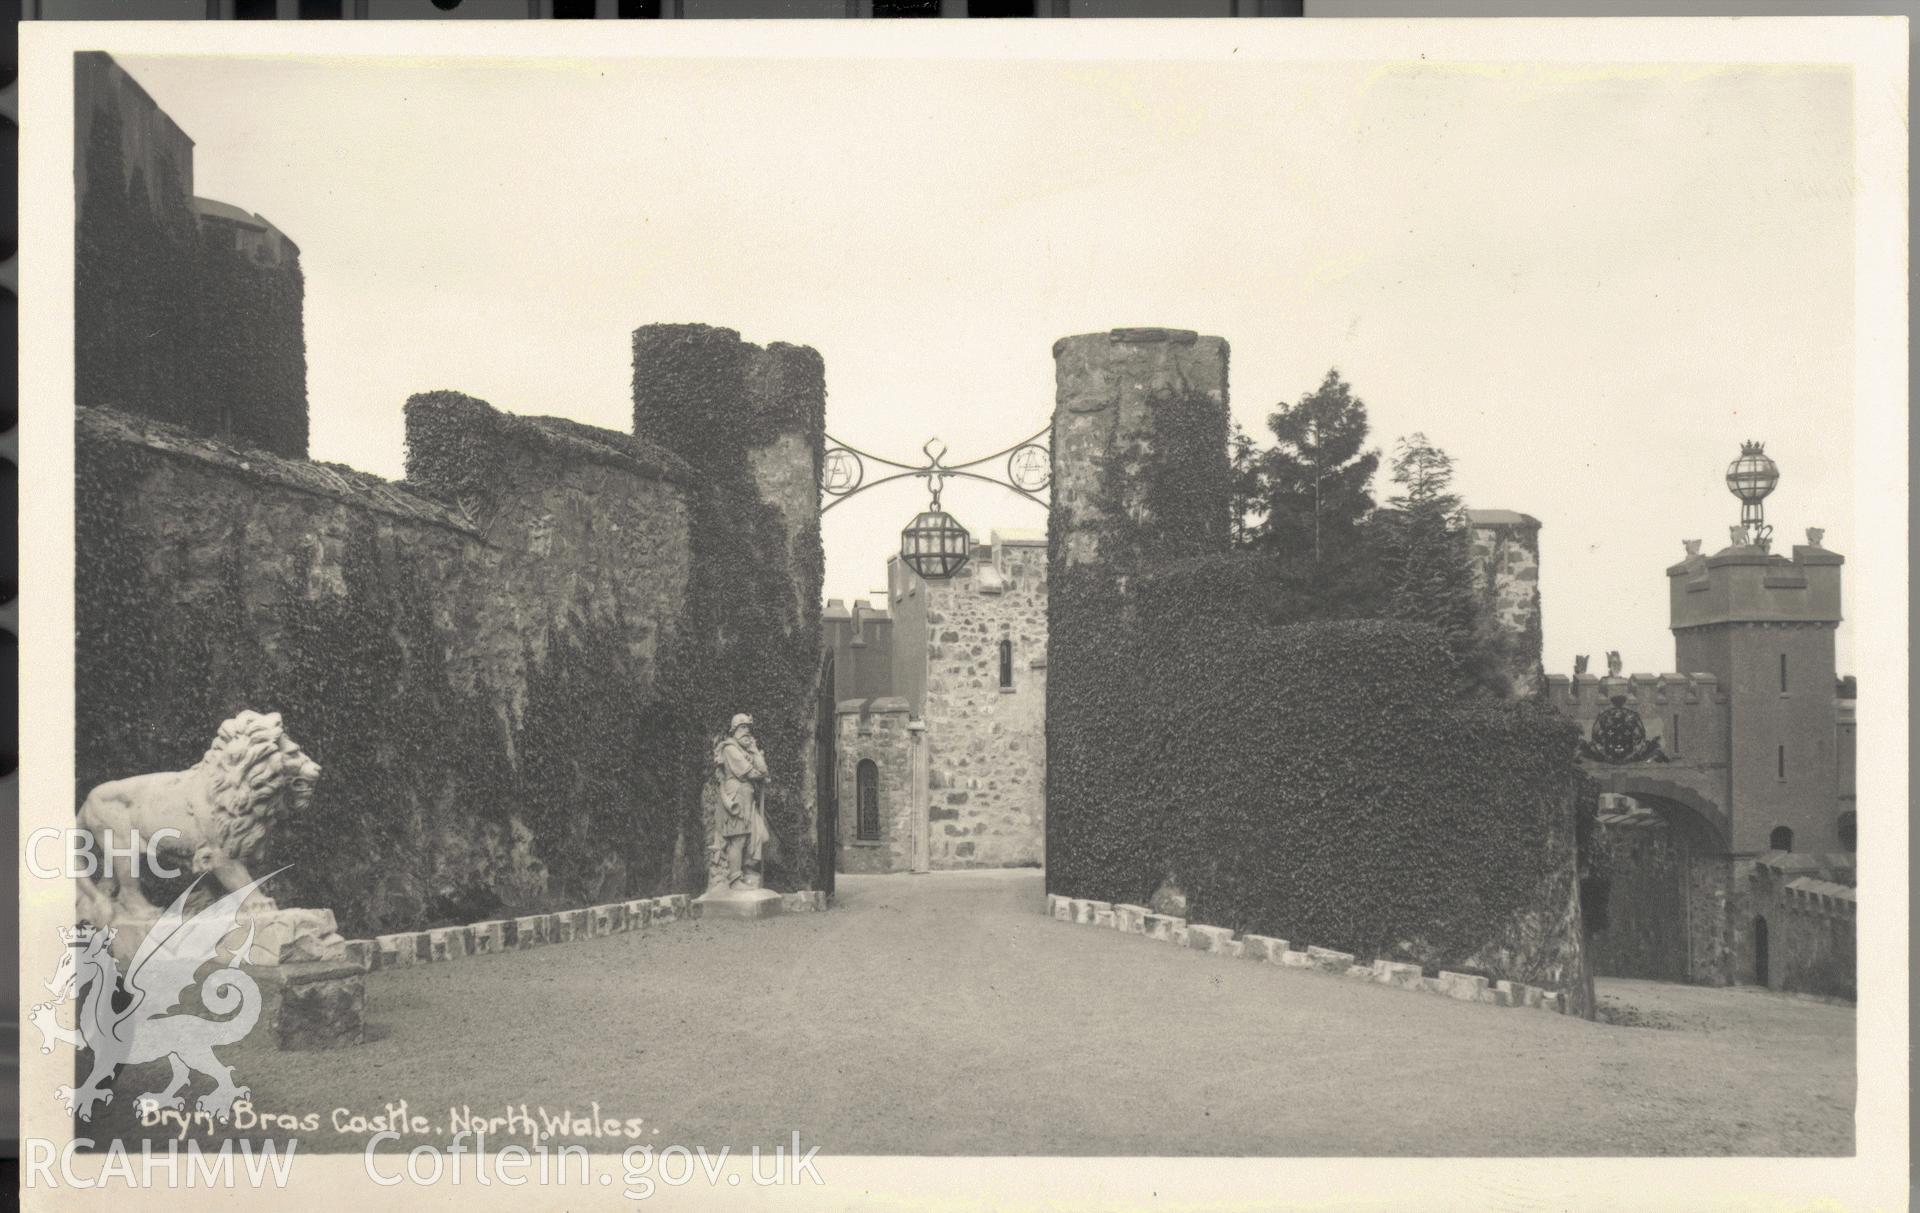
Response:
[856,760,880,842]
[1778,744,1786,779]
[1671,715,1680,755]
[1780,653,1788,693]
[999,639,1014,689]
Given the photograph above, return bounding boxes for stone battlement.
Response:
[1543,671,1725,710]
[1668,535,1845,630]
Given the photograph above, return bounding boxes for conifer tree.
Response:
[1252,370,1388,618]
[1377,433,1507,697]
[1261,369,1379,563]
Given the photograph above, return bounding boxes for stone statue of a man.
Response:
[711,714,771,891]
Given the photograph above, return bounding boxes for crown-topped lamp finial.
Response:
[1725,440,1779,550]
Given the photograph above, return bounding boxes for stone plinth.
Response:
[235,907,346,966]
[254,961,366,1051]
[103,904,344,968]
[692,887,783,920]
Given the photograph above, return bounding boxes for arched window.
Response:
[999,639,1014,690]
[1769,825,1794,852]
[856,760,880,842]
[1837,811,1857,852]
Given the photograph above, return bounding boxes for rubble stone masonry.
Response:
[891,533,1048,869]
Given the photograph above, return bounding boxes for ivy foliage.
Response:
[76,328,826,934]
[632,324,827,894]
[76,431,514,935]
[76,88,307,460]
[1048,384,1591,979]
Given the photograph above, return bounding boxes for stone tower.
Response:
[1667,528,1845,853]
[1049,328,1232,571]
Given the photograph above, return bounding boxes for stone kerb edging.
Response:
[345,890,828,973]
[1049,895,1569,1014]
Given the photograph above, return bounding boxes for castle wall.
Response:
[835,699,917,875]
[402,392,697,711]
[1744,859,1856,998]
[1045,328,1590,1012]
[894,535,1049,870]
[77,399,702,936]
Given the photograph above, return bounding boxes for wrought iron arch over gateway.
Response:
[820,429,1051,580]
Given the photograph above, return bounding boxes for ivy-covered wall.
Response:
[75,315,827,937]
[76,396,709,936]
[1045,329,1591,1008]
[632,324,827,894]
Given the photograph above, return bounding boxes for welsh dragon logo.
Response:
[31,873,277,1123]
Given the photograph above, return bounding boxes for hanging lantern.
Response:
[1725,440,1779,549]
[900,504,972,580]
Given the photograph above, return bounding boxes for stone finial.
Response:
[1683,539,1702,558]
[1605,651,1622,677]
[1573,655,1589,675]
[1806,527,1825,548]
[1730,524,1749,548]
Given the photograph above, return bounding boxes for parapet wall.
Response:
[1668,542,1844,631]
[1746,857,1856,999]
[1544,671,1729,761]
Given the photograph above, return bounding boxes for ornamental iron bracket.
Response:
[820,428,1052,514]
[1578,697,1673,765]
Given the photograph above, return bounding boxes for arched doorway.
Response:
[1753,915,1770,987]
[1586,784,1734,986]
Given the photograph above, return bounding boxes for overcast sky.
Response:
[117,51,1856,677]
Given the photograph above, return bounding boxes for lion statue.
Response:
[76,711,321,925]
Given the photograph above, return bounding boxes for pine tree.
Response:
[1261,369,1379,564]
[1377,433,1507,697]
[1248,370,1389,619]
